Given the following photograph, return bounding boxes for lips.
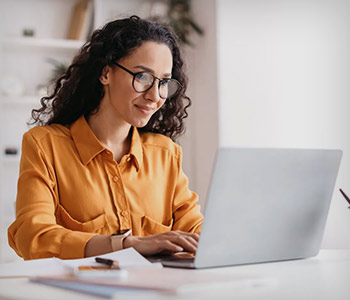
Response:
[134,104,155,115]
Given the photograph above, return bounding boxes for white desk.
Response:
[0,249,349,300]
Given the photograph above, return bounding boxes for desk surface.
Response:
[0,249,349,300]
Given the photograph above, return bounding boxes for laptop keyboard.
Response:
[146,252,195,264]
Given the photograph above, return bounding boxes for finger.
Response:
[173,231,200,242]
[173,233,198,249]
[164,231,199,251]
[184,236,198,249]
[169,235,197,253]
[159,240,183,253]
[133,238,183,256]
[191,233,200,242]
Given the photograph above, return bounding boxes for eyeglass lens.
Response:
[133,72,181,99]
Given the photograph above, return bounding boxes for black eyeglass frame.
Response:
[113,62,183,99]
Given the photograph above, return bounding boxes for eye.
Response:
[160,78,170,86]
[135,72,152,82]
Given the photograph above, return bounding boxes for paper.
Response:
[0,248,160,278]
[59,247,157,270]
[0,257,67,278]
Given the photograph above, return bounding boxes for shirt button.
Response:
[112,176,118,182]
[121,211,128,217]
[126,156,131,162]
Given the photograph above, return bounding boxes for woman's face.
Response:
[99,41,173,128]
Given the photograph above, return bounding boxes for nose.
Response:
[144,80,161,103]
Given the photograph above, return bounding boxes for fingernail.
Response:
[177,247,183,252]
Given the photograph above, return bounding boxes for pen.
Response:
[95,257,120,269]
[339,189,350,209]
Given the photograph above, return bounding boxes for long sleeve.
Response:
[8,131,95,260]
[172,146,203,234]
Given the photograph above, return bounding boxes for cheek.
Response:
[157,99,167,110]
[109,84,136,106]
[109,75,134,98]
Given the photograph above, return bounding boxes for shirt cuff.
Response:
[60,231,97,259]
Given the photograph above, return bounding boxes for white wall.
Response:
[217,0,350,248]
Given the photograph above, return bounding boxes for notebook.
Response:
[148,147,342,268]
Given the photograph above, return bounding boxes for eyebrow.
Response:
[134,65,172,78]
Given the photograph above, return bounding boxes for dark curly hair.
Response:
[30,16,191,141]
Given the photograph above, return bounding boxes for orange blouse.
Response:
[8,116,203,260]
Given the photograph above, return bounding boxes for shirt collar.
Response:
[70,116,143,170]
[129,126,143,172]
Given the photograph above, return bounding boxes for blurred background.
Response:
[0,0,348,263]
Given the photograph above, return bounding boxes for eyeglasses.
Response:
[113,62,182,99]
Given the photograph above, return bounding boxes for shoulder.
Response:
[139,131,182,160]
[23,124,70,144]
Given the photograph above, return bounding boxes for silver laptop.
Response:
[148,147,342,268]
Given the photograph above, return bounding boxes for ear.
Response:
[99,66,112,85]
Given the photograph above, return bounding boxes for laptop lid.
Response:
[194,147,342,269]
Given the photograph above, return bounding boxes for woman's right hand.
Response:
[123,230,199,256]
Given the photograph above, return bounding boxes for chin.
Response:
[131,118,150,128]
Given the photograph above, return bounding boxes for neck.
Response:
[87,100,132,162]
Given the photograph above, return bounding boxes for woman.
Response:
[8,16,203,260]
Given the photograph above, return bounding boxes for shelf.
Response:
[1,37,85,51]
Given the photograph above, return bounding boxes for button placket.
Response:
[102,158,125,225]
[110,164,131,229]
